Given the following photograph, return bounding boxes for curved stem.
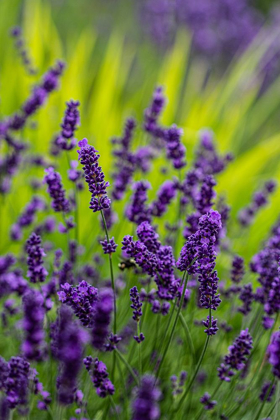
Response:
[115,348,139,385]
[174,334,210,413]
[154,272,189,383]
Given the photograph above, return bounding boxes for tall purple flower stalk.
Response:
[111,117,137,200]
[130,286,145,343]
[218,328,253,381]
[22,290,45,361]
[77,138,111,212]
[56,100,80,151]
[84,356,114,398]
[44,167,70,213]
[57,281,99,327]
[150,180,177,217]
[52,306,87,405]
[177,210,222,333]
[267,330,280,379]
[238,180,276,226]
[126,181,151,225]
[26,232,48,283]
[132,374,161,420]
[92,288,113,350]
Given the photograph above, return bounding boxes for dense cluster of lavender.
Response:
[1,51,280,419]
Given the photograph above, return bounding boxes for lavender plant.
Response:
[1,53,280,420]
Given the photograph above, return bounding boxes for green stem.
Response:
[115,349,139,385]
[109,395,120,420]
[100,209,117,335]
[174,334,210,413]
[265,396,280,419]
[178,312,195,365]
[155,272,189,383]
[137,322,142,376]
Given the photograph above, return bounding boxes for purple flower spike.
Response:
[132,374,161,420]
[150,180,177,217]
[130,286,143,322]
[52,306,88,405]
[26,232,48,283]
[200,392,217,410]
[58,281,98,328]
[202,316,218,336]
[125,181,151,225]
[144,86,166,135]
[100,237,118,254]
[78,138,111,212]
[92,288,113,350]
[231,255,244,284]
[259,381,275,402]
[57,100,80,151]
[218,329,253,382]
[22,290,45,361]
[44,167,70,213]
[163,124,186,169]
[238,180,276,226]
[267,330,280,379]
[84,356,114,398]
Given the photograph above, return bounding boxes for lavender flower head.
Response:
[267,330,280,379]
[83,356,114,398]
[144,86,166,134]
[259,381,276,402]
[26,232,48,283]
[22,290,45,361]
[100,237,118,254]
[44,167,70,213]
[58,281,99,328]
[53,306,88,405]
[150,180,177,217]
[77,138,111,212]
[231,255,245,284]
[126,181,151,225]
[200,392,217,410]
[92,288,113,350]
[57,100,80,151]
[218,328,253,382]
[132,374,161,420]
[163,124,186,169]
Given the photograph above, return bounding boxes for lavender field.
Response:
[2,0,280,419]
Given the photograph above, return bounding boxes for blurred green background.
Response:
[2,0,280,262]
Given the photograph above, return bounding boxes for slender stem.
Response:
[174,334,210,413]
[100,209,117,335]
[115,349,139,385]
[178,312,195,364]
[265,396,280,419]
[109,395,120,420]
[154,272,189,383]
[137,322,142,376]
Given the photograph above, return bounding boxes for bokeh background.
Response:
[2,0,280,262]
